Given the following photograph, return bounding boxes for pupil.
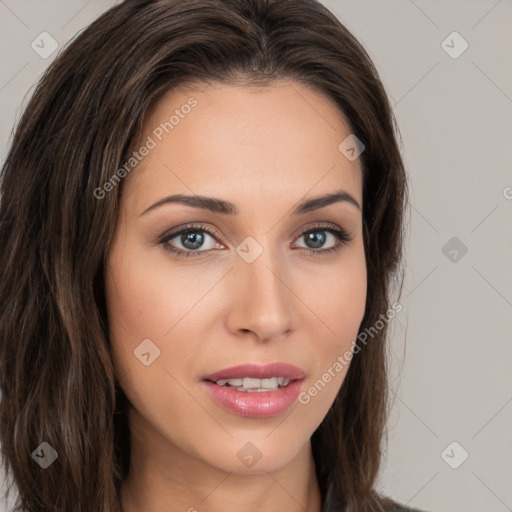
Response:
[182,231,204,250]
[306,232,325,249]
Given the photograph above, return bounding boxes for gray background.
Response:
[1,1,511,511]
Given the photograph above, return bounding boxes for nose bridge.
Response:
[228,242,293,339]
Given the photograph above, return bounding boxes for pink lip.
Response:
[200,363,306,418]
[201,362,306,382]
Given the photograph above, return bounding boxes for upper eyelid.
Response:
[161,223,224,243]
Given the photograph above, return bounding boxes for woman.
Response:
[0,1,423,511]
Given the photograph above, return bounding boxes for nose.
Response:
[225,249,294,342]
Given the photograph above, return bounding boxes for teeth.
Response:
[214,377,291,391]
[261,377,278,388]
[215,378,242,386]
[243,377,261,389]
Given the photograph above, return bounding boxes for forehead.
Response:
[122,80,363,213]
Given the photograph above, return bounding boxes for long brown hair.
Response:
[0,1,409,511]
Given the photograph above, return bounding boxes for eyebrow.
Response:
[139,188,361,217]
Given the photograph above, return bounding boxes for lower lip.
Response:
[201,379,304,418]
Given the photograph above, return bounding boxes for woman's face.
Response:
[105,80,366,475]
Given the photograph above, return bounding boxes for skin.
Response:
[105,79,367,512]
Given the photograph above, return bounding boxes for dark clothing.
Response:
[321,481,429,512]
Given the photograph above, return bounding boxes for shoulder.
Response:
[380,495,432,512]
[393,505,431,512]
[381,493,431,512]
[321,482,432,512]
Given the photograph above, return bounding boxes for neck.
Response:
[120,409,323,512]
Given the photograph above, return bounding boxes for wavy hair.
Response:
[0,1,409,511]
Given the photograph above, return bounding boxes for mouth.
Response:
[200,363,306,417]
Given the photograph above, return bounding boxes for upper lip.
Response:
[202,363,306,382]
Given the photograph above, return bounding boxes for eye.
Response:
[158,222,352,258]
[158,223,224,257]
[291,223,352,256]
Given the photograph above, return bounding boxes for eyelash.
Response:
[158,222,352,259]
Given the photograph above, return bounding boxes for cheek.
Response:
[304,243,367,346]
[104,240,217,385]
[106,236,201,340]
[331,258,367,343]
[298,244,367,405]
[104,243,205,428]
[104,240,176,375]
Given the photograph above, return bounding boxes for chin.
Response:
[195,434,310,475]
